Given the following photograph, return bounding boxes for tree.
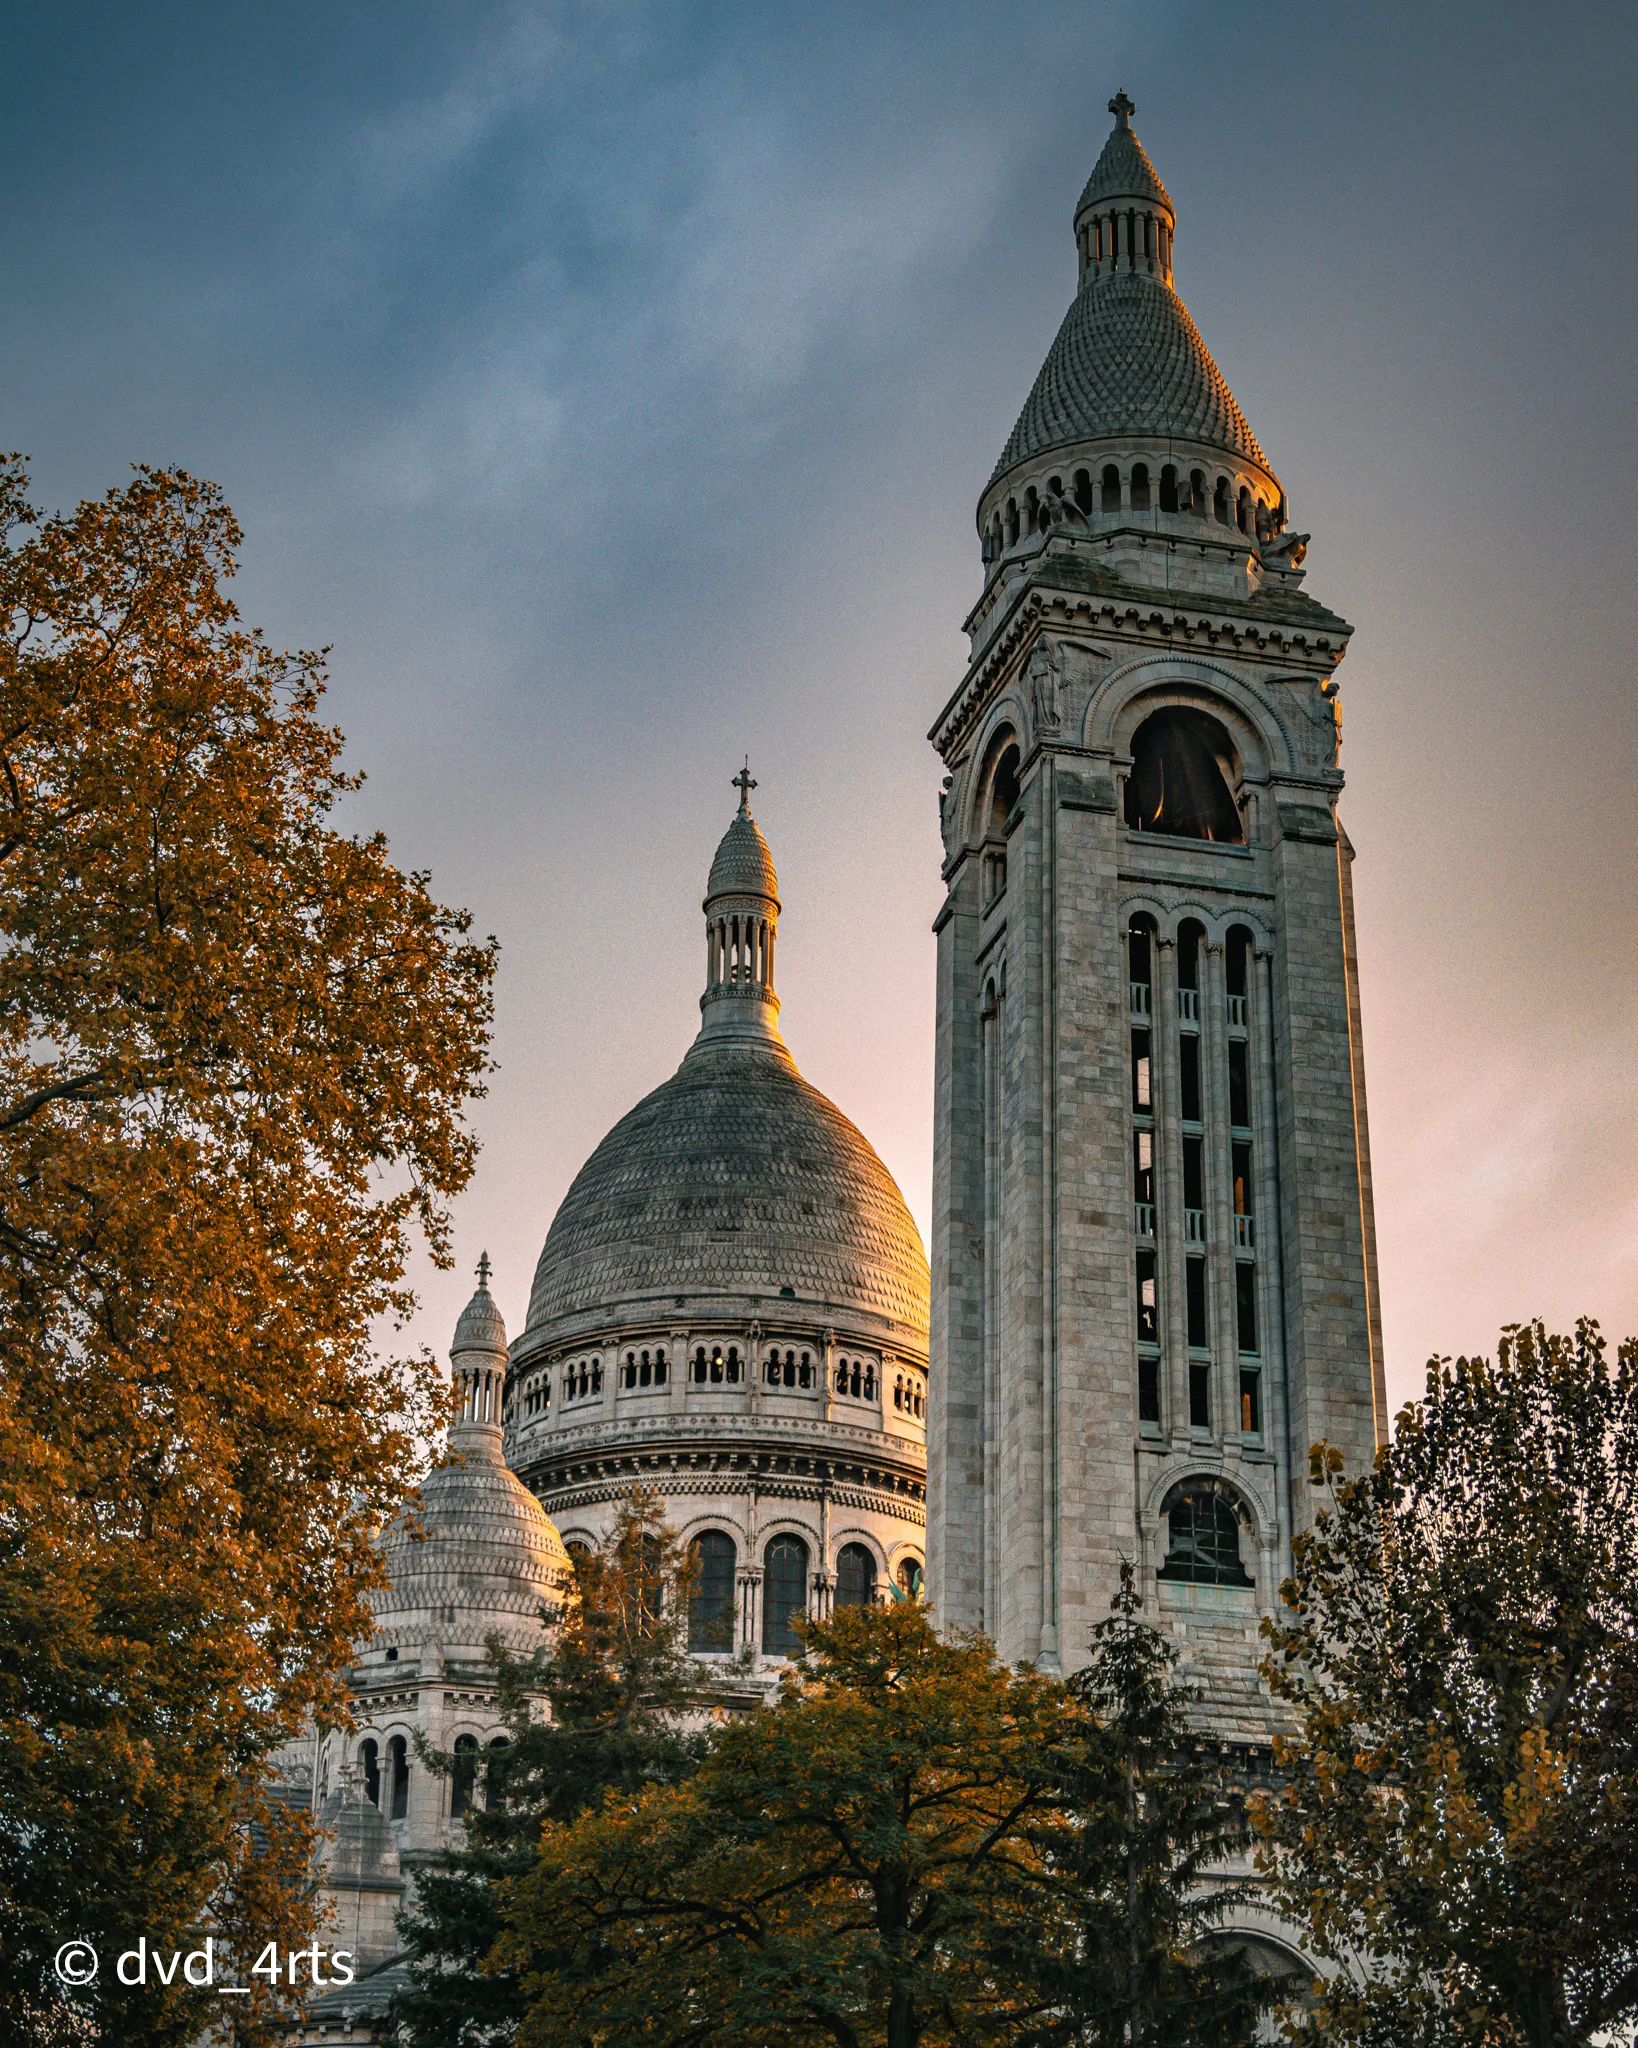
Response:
[0,459,496,2043]
[1254,1321,1638,2048]
[1022,1562,1271,2048]
[496,1599,1075,2048]
[393,1489,709,2047]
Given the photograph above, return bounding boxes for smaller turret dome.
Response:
[370,1260,572,1659]
[451,1251,507,1361]
[1076,89,1172,217]
[706,765,780,906]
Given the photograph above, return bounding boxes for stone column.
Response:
[1203,939,1239,1440]
[1154,934,1188,1440]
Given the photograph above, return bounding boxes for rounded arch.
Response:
[967,717,1022,846]
[833,1540,879,1609]
[1141,1462,1272,1554]
[1084,658,1294,780]
[762,1530,811,1655]
[1155,1474,1258,1588]
[687,1526,738,1652]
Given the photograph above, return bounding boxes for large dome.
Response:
[523,1037,930,1337]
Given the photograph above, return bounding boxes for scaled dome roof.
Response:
[523,1038,930,1339]
[373,1439,572,1645]
[706,808,780,905]
[989,272,1267,484]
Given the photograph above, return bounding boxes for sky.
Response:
[5,0,1636,1419]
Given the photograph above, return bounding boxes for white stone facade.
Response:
[926,97,1387,1743]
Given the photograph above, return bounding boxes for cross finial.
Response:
[1109,88,1135,129]
[476,1250,491,1288]
[732,758,757,815]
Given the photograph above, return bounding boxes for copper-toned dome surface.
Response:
[523,1039,929,1338]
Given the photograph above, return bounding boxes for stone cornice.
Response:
[931,548,1352,762]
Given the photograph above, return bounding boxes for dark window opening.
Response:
[1213,477,1231,525]
[360,1739,380,1809]
[451,1735,478,1820]
[1180,1035,1201,1123]
[1178,920,1201,991]
[763,1535,809,1656]
[1131,1030,1152,1114]
[1073,468,1092,515]
[486,1736,509,1809]
[1240,1368,1262,1437]
[1128,920,1152,992]
[1025,485,1040,533]
[835,1543,877,1610]
[1136,1249,1159,1344]
[1138,1353,1161,1425]
[1159,464,1180,514]
[1130,463,1151,512]
[1183,1136,1204,1212]
[1237,1262,1258,1355]
[1133,1129,1155,1207]
[1229,1040,1251,1128]
[1186,1258,1208,1350]
[1101,464,1122,513]
[1189,468,1206,514]
[1123,708,1244,843]
[985,739,1020,839]
[1232,1142,1252,1219]
[689,1530,737,1651]
[1006,498,1019,546]
[1189,1360,1211,1430]
[1237,486,1251,534]
[1159,1482,1253,1586]
[389,1735,409,1820]
[898,1557,924,1599]
[1227,926,1251,999]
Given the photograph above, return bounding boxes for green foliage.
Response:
[495,1598,1074,2048]
[392,1491,708,2047]
[1254,1320,1638,2048]
[1023,1561,1273,2048]
[0,458,495,2044]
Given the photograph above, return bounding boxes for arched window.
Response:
[897,1557,924,1600]
[565,1538,592,1575]
[1236,486,1251,534]
[359,1737,380,1809]
[1189,468,1206,515]
[1005,497,1019,546]
[1123,708,1244,843]
[762,1535,810,1655]
[1130,463,1151,511]
[1158,1481,1253,1586]
[835,1543,877,1609]
[451,1733,478,1819]
[1073,468,1092,515]
[388,1734,410,1820]
[1159,464,1179,514]
[1213,477,1230,525]
[689,1530,737,1651]
[1101,463,1122,513]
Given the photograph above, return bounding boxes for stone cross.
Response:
[732,760,757,813]
[1108,89,1135,127]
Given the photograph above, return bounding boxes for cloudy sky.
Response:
[6,0,1636,1414]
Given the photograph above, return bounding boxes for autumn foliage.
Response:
[0,459,496,2041]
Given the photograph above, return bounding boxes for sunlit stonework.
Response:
[927,94,1385,1745]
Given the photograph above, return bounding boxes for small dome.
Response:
[524,1038,929,1336]
[1077,100,1171,216]
[373,1444,572,1652]
[452,1256,507,1360]
[705,809,780,907]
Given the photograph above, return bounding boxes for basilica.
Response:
[294,90,1382,2037]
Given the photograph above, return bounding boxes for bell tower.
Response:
[926,96,1385,1728]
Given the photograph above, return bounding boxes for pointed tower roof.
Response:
[705,762,780,907]
[987,94,1271,493]
[451,1250,507,1362]
[1075,89,1171,215]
